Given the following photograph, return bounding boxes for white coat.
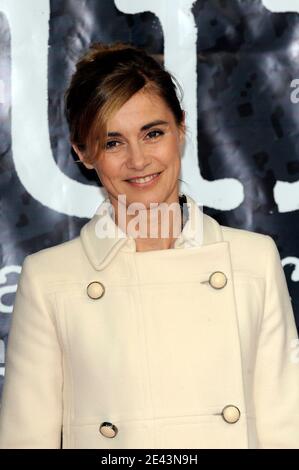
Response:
[0,194,298,449]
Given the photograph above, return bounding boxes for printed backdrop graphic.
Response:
[0,0,299,397]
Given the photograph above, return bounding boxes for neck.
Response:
[114,194,185,252]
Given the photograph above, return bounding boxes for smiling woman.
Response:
[66,42,187,252]
[0,41,299,450]
[73,91,184,216]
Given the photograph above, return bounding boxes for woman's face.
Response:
[74,88,185,212]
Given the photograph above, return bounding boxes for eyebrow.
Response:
[107,120,169,137]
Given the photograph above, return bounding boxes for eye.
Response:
[146,129,164,140]
[104,140,121,150]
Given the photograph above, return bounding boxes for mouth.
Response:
[124,171,162,188]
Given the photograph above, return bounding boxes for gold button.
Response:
[87,281,105,299]
[222,405,241,423]
[209,271,227,289]
[99,422,118,438]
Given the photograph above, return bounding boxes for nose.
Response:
[126,141,151,170]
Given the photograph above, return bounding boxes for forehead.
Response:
[106,90,173,129]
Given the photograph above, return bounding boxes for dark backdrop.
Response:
[1,0,299,397]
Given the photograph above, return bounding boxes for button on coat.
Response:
[86,281,105,299]
[99,422,118,438]
[209,271,227,289]
[222,405,241,424]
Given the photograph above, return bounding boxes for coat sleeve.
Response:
[253,235,299,448]
[0,254,63,448]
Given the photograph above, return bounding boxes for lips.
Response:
[125,171,162,187]
[126,172,160,183]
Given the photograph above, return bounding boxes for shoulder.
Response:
[20,235,87,286]
[219,222,281,277]
[221,222,273,248]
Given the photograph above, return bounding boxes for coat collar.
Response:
[80,193,224,271]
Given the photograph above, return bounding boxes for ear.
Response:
[72,143,94,170]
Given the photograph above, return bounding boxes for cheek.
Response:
[95,159,122,181]
[157,140,181,165]
[165,144,182,168]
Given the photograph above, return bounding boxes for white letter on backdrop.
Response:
[262,0,299,211]
[0,0,104,218]
[282,257,299,282]
[0,265,21,314]
[0,339,5,376]
[115,0,244,210]
[262,0,299,12]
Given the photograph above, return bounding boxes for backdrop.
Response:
[1,0,299,397]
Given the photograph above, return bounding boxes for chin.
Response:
[131,193,170,209]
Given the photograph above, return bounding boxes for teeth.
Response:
[128,173,159,183]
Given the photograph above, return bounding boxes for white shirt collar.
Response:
[80,193,222,271]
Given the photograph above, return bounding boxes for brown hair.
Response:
[64,41,185,165]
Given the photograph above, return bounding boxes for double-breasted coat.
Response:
[0,193,299,449]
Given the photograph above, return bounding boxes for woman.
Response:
[0,42,298,449]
